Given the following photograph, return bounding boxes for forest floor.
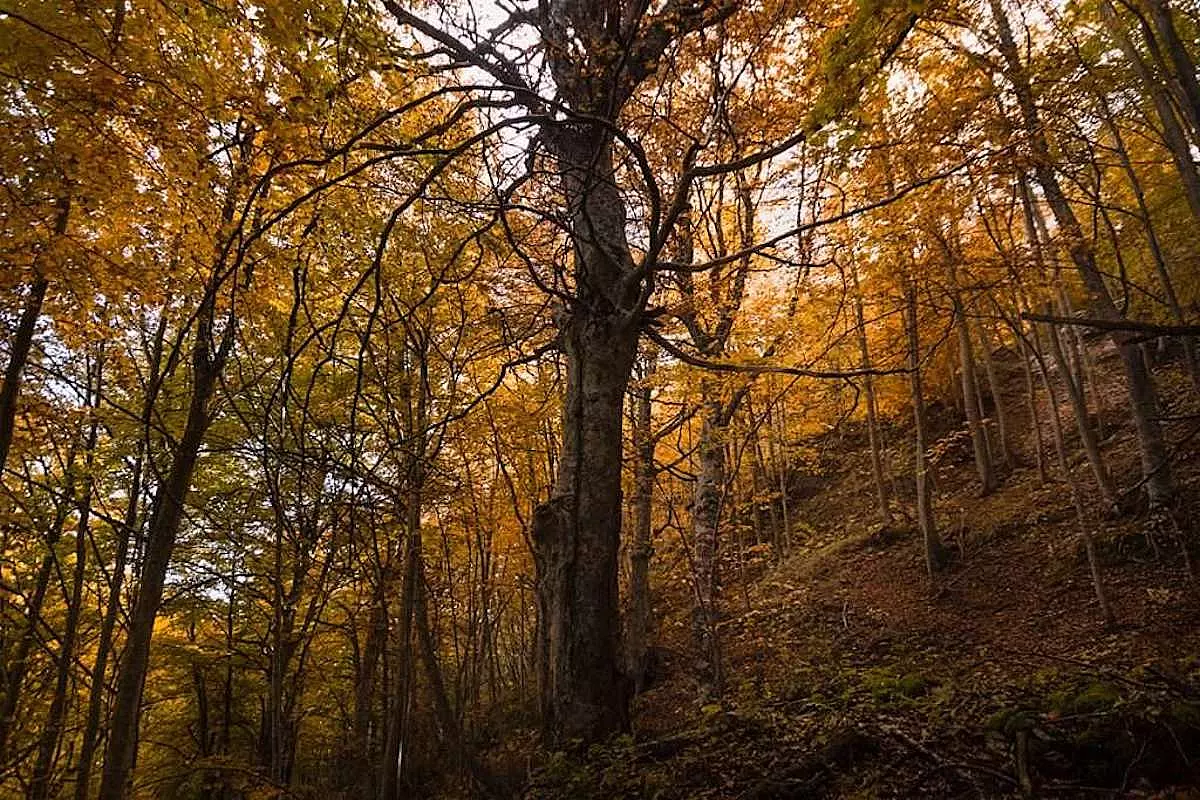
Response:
[515,342,1200,799]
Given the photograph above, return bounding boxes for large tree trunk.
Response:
[991,0,1174,506]
[533,312,637,741]
[532,127,641,743]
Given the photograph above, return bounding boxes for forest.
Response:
[2,0,1200,797]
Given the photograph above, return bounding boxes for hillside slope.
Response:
[523,346,1200,799]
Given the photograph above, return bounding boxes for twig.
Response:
[880,723,1018,788]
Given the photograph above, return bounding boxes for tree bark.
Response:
[531,126,642,743]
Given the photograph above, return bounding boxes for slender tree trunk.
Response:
[1096,90,1200,390]
[414,555,496,795]
[1042,312,1121,512]
[691,389,725,692]
[381,351,428,800]
[0,278,47,476]
[354,580,386,796]
[191,630,215,800]
[974,319,1012,467]
[625,356,655,694]
[1103,0,1200,221]
[1015,313,1049,483]
[992,0,1174,506]
[906,284,944,578]
[1144,0,1200,143]
[953,291,998,494]
[852,262,892,524]
[769,398,792,553]
[73,302,161,798]
[379,523,418,800]
[219,570,235,800]
[747,419,779,541]
[0,198,70,479]
[73,452,139,800]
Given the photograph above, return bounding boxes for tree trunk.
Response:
[974,319,1013,467]
[906,284,944,578]
[414,554,496,795]
[769,398,793,554]
[1095,87,1200,390]
[1015,313,1049,483]
[533,311,637,741]
[0,465,75,764]
[532,128,641,743]
[73,453,140,800]
[1042,315,1121,511]
[0,198,69,480]
[381,351,428,800]
[98,303,232,800]
[953,291,998,494]
[30,370,100,800]
[625,356,655,694]
[74,302,162,799]
[1144,0,1200,144]
[852,262,892,524]
[691,389,725,692]
[1103,0,1200,220]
